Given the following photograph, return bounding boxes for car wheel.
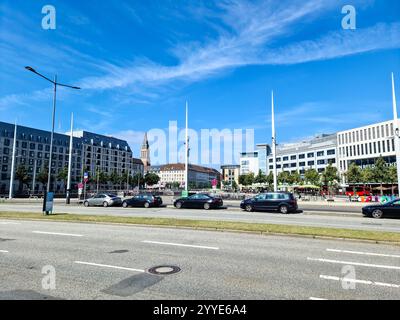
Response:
[204,203,210,210]
[175,201,183,209]
[371,209,383,219]
[279,205,289,214]
[144,202,150,208]
[122,201,128,208]
[103,201,109,208]
[245,204,253,212]
[84,201,89,207]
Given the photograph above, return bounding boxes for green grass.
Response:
[1,210,400,243]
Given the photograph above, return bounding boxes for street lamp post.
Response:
[25,66,80,214]
[391,73,400,197]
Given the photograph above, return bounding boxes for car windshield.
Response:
[106,194,117,198]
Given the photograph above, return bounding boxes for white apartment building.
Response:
[267,134,338,176]
[337,120,397,178]
[239,152,259,175]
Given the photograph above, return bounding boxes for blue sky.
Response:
[0,0,399,165]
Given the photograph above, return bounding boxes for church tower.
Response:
[141,133,150,172]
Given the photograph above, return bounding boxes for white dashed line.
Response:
[0,250,9,253]
[320,275,400,288]
[32,231,83,237]
[307,257,400,270]
[74,261,145,273]
[309,297,327,300]
[142,240,219,250]
[326,249,400,259]
[0,221,20,225]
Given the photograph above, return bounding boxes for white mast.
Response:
[185,101,189,193]
[9,121,17,199]
[392,73,400,197]
[271,91,278,192]
[66,113,74,204]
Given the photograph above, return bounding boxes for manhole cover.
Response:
[147,265,181,275]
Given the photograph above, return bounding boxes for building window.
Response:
[357,145,360,156]
[308,161,314,166]
[317,151,324,157]
[299,154,305,159]
[283,156,289,161]
[373,142,377,154]
[299,162,306,167]
[317,160,325,165]
[307,152,314,158]
[327,149,335,155]
[392,139,395,152]
[361,144,364,155]
[290,155,296,160]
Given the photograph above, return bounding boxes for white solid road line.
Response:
[0,221,20,225]
[74,261,145,273]
[309,297,327,300]
[307,257,400,270]
[320,275,400,288]
[327,249,400,259]
[142,240,219,250]
[32,231,83,237]
[0,250,9,253]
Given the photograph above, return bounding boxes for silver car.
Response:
[84,193,122,207]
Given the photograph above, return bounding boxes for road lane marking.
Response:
[141,240,219,250]
[32,231,83,237]
[0,250,9,253]
[0,222,20,225]
[74,261,145,273]
[320,275,400,288]
[326,249,400,259]
[309,297,327,300]
[307,257,400,270]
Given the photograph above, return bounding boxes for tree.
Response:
[231,180,238,192]
[288,171,301,185]
[304,169,320,186]
[239,173,254,186]
[278,171,290,185]
[266,172,274,186]
[109,170,120,187]
[372,156,389,195]
[360,167,374,185]
[37,166,49,189]
[15,165,31,194]
[145,172,160,186]
[321,163,339,195]
[387,165,397,195]
[57,166,69,192]
[254,169,267,183]
[346,163,362,184]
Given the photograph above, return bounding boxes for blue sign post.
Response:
[43,192,54,215]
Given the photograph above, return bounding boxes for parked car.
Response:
[84,193,122,207]
[240,192,298,213]
[362,199,400,219]
[174,193,223,210]
[122,194,163,208]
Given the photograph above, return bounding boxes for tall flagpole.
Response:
[271,91,278,192]
[9,121,17,199]
[66,113,74,204]
[185,101,189,193]
[391,73,400,197]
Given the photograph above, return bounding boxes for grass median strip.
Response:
[1,211,400,243]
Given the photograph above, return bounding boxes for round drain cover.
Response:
[148,265,181,275]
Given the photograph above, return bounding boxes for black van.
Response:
[240,192,298,213]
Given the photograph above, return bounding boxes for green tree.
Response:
[321,163,338,195]
[15,165,31,194]
[360,167,374,185]
[109,170,120,189]
[288,171,301,185]
[387,165,397,195]
[231,180,238,192]
[254,169,267,183]
[145,172,160,186]
[278,171,290,185]
[346,163,362,184]
[372,156,389,195]
[304,169,320,186]
[266,172,274,186]
[57,166,69,192]
[239,173,254,186]
[37,166,49,188]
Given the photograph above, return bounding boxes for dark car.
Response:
[173,193,223,210]
[240,192,298,214]
[122,194,163,208]
[362,199,400,219]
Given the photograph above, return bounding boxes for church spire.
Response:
[141,132,150,172]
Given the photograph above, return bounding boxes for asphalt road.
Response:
[1,219,399,300]
[1,202,400,233]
